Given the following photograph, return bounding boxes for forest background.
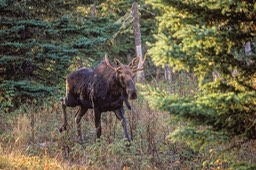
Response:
[0,0,255,169]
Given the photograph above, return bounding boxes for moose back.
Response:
[59,55,144,142]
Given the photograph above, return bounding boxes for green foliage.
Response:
[143,0,256,167]
[0,0,144,110]
[0,0,15,9]
[0,0,158,110]
[231,163,256,170]
[0,80,53,109]
[169,127,229,150]
[147,0,255,83]
[156,91,256,140]
[0,99,198,169]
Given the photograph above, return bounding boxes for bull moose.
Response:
[59,55,144,142]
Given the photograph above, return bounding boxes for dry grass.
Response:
[1,73,256,169]
[0,151,73,170]
[0,97,194,170]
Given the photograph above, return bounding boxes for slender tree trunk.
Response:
[132,2,145,82]
[156,68,161,80]
[164,64,172,83]
[127,53,132,61]
[91,4,96,17]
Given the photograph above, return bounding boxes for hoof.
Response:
[125,140,131,147]
[77,139,86,144]
[59,127,63,133]
[75,136,86,144]
[59,126,67,133]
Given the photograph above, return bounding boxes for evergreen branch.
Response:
[222,138,251,153]
[0,18,50,28]
[161,0,255,22]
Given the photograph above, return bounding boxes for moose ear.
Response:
[114,58,122,67]
[129,57,140,69]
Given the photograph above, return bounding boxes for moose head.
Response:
[105,54,145,100]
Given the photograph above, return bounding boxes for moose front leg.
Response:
[94,109,102,139]
[115,108,131,142]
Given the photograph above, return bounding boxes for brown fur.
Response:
[60,56,141,142]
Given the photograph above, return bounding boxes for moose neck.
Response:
[100,63,125,95]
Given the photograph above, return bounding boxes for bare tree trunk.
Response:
[213,41,254,81]
[156,68,161,80]
[164,64,172,83]
[91,5,96,17]
[132,2,145,82]
[127,53,132,62]
[91,0,98,17]
[91,4,96,17]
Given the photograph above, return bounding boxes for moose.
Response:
[59,55,144,142]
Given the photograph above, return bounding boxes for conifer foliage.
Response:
[0,0,123,110]
[145,0,256,157]
[0,0,154,110]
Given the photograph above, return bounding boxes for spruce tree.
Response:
[144,0,256,167]
[0,0,156,110]
[0,0,124,110]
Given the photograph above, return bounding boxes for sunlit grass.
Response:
[0,154,90,170]
[0,151,76,170]
[0,97,188,169]
[1,73,256,169]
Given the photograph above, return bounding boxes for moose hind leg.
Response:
[115,108,131,142]
[60,94,81,133]
[75,106,88,141]
[59,98,68,133]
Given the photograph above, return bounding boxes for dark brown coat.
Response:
[60,55,144,141]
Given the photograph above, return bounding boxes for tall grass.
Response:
[0,72,255,169]
[0,97,197,169]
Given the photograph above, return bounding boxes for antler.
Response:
[105,54,122,71]
[132,55,146,73]
[129,57,139,70]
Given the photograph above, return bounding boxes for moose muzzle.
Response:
[126,80,137,100]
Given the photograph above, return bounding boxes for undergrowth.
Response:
[0,99,192,170]
[0,73,256,169]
